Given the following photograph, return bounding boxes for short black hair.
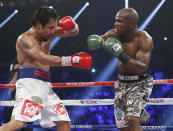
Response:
[32,6,59,27]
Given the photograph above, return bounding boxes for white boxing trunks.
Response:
[12,67,70,128]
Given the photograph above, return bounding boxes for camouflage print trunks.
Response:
[114,73,153,128]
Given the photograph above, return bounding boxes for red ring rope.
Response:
[0,79,173,88]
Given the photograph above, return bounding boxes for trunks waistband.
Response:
[19,67,50,82]
[118,73,148,83]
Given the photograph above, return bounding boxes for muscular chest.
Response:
[122,42,138,58]
[109,33,139,58]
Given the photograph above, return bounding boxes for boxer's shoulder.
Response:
[17,32,36,49]
[136,30,153,50]
[137,30,152,40]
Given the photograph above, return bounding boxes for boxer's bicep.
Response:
[136,37,153,68]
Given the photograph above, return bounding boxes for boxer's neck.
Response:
[30,27,43,43]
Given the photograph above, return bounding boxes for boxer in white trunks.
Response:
[0,6,92,131]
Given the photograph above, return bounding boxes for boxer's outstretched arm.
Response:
[17,36,92,69]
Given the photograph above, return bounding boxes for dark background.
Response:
[0,0,173,131]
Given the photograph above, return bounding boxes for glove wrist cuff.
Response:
[61,56,72,66]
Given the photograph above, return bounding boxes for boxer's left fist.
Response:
[59,16,78,32]
[60,52,92,70]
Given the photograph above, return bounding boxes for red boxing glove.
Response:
[61,52,92,70]
[58,27,64,34]
[59,16,78,32]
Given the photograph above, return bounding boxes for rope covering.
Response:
[1,98,173,106]
[0,79,173,88]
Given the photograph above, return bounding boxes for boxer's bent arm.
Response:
[53,27,79,37]
[17,37,61,66]
[125,36,154,74]
[101,29,117,41]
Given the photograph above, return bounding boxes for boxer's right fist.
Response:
[87,36,130,64]
[59,16,78,32]
[87,35,104,50]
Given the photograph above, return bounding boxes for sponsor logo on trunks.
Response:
[115,109,123,120]
[31,96,43,104]
[53,103,67,116]
[21,99,43,118]
[114,109,126,126]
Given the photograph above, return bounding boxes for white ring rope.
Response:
[0,98,172,106]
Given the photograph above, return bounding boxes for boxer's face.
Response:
[114,12,131,35]
[40,18,57,41]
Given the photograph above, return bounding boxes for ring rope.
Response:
[0,123,172,130]
[0,98,172,106]
[25,124,173,130]
[0,79,173,130]
[0,79,173,88]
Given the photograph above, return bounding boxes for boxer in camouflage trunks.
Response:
[114,73,153,129]
[87,8,154,131]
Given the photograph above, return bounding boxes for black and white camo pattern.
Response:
[114,75,153,128]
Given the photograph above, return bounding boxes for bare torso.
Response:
[102,29,153,74]
[16,29,52,71]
